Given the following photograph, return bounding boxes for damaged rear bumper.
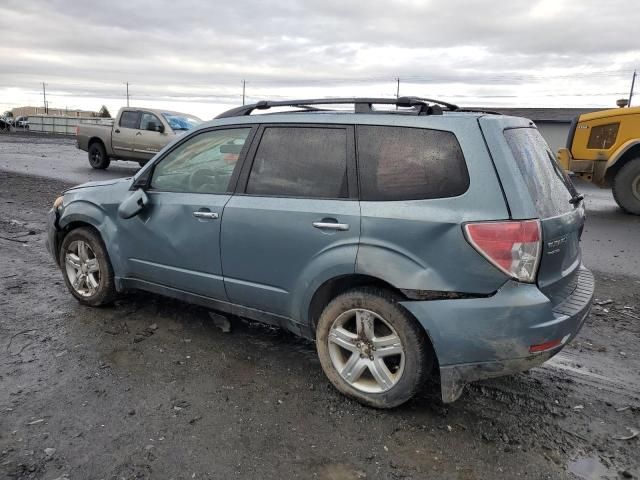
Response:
[400,266,594,403]
[439,347,563,403]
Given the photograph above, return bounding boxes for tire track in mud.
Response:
[544,351,640,403]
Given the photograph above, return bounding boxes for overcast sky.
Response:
[1,0,638,119]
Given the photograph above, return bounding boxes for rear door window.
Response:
[504,127,576,218]
[356,125,469,201]
[119,111,140,129]
[246,127,348,198]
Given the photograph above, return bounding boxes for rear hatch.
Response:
[481,118,585,305]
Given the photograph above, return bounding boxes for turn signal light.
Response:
[464,220,541,283]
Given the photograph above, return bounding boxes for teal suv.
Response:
[46,97,594,408]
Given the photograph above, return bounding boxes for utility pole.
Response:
[242,80,246,106]
[629,70,637,107]
[395,77,400,109]
[125,82,130,107]
[42,82,47,114]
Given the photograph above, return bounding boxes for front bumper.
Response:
[400,266,594,403]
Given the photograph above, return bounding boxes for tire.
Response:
[612,157,640,215]
[88,142,110,169]
[316,287,432,408]
[59,227,116,306]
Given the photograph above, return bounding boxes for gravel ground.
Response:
[1,166,639,479]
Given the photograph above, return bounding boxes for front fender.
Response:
[607,139,640,170]
[57,200,125,276]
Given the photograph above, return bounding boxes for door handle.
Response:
[114,129,120,133]
[313,222,349,231]
[193,211,219,219]
[135,131,142,136]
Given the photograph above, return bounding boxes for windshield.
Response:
[162,113,202,131]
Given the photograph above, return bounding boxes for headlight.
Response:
[53,196,64,210]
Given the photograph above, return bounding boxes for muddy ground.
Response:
[1,170,639,480]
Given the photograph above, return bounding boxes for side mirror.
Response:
[156,123,165,133]
[118,188,149,219]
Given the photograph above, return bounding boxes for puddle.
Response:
[567,455,618,479]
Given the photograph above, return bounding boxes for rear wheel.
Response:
[88,142,110,169]
[59,227,116,306]
[612,157,640,215]
[316,288,432,408]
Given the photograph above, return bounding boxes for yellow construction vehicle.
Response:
[557,102,640,214]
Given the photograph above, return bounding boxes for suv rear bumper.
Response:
[400,266,594,403]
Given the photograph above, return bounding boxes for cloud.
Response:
[0,0,637,116]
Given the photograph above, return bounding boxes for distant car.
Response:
[47,97,594,408]
[15,116,28,128]
[76,107,202,169]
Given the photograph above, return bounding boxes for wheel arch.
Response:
[88,137,106,151]
[306,274,409,336]
[605,141,640,183]
[57,203,123,275]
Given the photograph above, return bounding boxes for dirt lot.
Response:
[1,169,639,479]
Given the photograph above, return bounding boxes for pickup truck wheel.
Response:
[612,157,640,215]
[88,143,110,169]
[59,227,116,306]
[316,287,432,409]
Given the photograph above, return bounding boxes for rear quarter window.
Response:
[504,127,576,218]
[356,125,469,201]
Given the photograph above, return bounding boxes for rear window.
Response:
[356,125,469,201]
[119,111,139,129]
[587,123,619,149]
[504,127,576,218]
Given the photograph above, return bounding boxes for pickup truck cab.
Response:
[77,107,202,169]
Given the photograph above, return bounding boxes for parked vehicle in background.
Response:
[557,102,640,214]
[47,97,594,408]
[76,107,202,169]
[15,116,29,128]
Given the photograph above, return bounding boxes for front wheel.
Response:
[316,288,432,408]
[612,157,640,215]
[88,142,110,169]
[59,227,116,306]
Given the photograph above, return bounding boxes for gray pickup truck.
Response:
[77,107,202,169]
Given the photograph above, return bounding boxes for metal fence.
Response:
[26,116,113,135]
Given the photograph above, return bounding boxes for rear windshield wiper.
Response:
[569,193,584,205]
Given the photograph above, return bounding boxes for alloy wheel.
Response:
[327,308,405,393]
[64,240,100,297]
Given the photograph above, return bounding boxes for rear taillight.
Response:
[75,126,79,136]
[463,219,541,283]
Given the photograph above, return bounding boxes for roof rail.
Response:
[456,108,503,115]
[215,96,459,119]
